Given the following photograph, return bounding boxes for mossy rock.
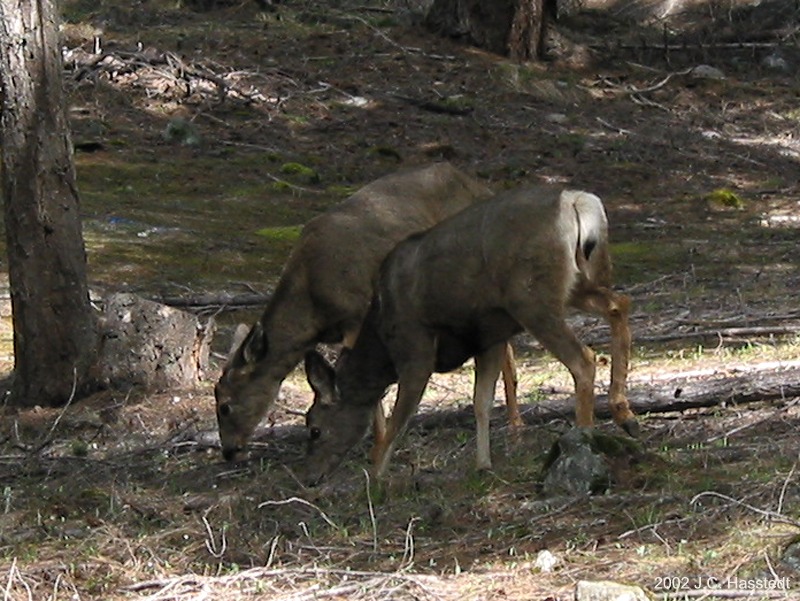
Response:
[279,162,320,184]
[541,428,656,495]
[255,225,302,241]
[704,188,745,209]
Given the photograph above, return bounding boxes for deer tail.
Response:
[564,191,609,279]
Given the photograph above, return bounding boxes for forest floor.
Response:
[1,0,800,599]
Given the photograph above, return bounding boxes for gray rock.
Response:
[542,428,610,496]
[691,64,725,80]
[575,580,651,601]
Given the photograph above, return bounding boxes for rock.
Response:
[690,65,725,80]
[762,53,789,72]
[533,549,559,572]
[782,538,800,573]
[542,428,611,496]
[545,113,569,125]
[575,580,650,601]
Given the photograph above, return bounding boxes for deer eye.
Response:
[309,427,322,441]
[218,404,232,418]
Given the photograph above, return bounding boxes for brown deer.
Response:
[304,185,637,484]
[214,163,521,461]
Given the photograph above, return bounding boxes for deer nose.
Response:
[222,446,245,462]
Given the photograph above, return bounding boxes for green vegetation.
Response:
[704,188,745,209]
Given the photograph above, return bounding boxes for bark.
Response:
[0,0,99,406]
[425,0,555,60]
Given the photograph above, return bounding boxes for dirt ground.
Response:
[1,0,800,599]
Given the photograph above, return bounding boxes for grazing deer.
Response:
[214,163,521,461]
[304,185,637,484]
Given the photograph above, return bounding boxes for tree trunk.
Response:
[426,0,554,60]
[0,0,99,406]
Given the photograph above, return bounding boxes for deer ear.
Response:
[241,321,268,365]
[305,351,336,404]
[228,323,251,359]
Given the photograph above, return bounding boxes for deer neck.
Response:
[338,307,397,409]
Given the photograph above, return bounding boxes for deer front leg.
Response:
[372,401,387,453]
[474,343,507,470]
[371,363,433,479]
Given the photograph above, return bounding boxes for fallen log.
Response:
[94,293,215,391]
[416,362,800,430]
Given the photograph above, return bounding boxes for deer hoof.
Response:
[621,418,640,438]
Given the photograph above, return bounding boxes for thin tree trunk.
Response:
[426,0,554,60]
[508,0,547,60]
[0,0,99,406]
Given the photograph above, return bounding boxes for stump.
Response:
[95,292,215,391]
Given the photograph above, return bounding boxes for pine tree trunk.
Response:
[0,0,100,406]
[425,0,552,60]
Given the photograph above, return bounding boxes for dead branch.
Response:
[414,362,800,430]
[150,292,271,312]
[637,325,800,343]
[63,45,301,109]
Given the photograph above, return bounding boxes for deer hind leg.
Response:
[573,288,638,437]
[473,343,507,471]
[516,312,597,429]
[500,343,523,432]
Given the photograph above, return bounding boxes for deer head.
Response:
[304,350,375,484]
[214,322,281,461]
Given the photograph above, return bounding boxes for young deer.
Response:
[304,185,637,484]
[214,163,521,462]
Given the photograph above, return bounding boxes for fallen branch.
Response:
[150,292,271,311]
[637,325,800,343]
[415,362,800,430]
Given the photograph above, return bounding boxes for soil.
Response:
[1,0,800,599]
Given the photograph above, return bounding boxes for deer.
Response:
[303,185,638,484]
[214,162,521,462]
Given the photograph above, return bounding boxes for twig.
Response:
[32,367,79,454]
[263,171,325,195]
[596,117,632,135]
[401,516,419,567]
[363,468,378,552]
[628,67,693,95]
[258,496,341,530]
[202,514,227,559]
[690,491,800,528]
[705,399,799,443]
[777,459,797,516]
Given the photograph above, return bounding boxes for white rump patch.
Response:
[562,190,608,249]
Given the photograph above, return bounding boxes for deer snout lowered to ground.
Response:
[214,162,521,462]
[304,185,637,484]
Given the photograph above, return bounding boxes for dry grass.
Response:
[2,344,800,599]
